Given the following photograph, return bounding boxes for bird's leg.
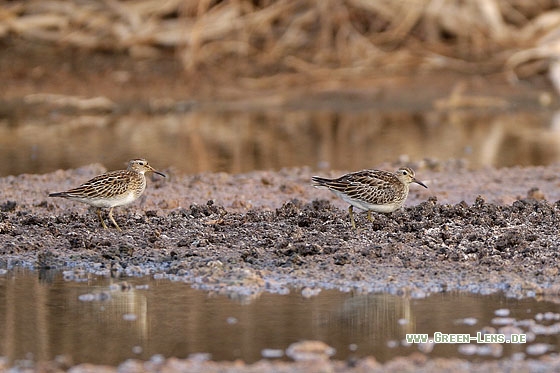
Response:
[108,207,122,231]
[96,208,108,229]
[348,205,357,229]
[367,210,374,222]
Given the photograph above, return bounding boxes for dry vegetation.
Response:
[1,0,560,88]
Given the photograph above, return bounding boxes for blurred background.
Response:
[2,0,560,176]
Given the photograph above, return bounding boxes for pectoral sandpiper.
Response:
[312,167,427,229]
[49,159,166,231]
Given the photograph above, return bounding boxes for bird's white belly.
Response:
[82,192,138,208]
[333,190,403,213]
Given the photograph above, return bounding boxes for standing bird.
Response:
[49,159,166,231]
[312,167,427,229]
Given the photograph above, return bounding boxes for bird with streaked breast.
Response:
[312,167,427,229]
[49,158,166,231]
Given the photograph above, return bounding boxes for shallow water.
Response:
[1,269,559,367]
[1,107,559,176]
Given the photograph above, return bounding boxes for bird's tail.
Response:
[48,192,66,197]
[311,176,333,188]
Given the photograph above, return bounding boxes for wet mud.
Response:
[2,161,560,371]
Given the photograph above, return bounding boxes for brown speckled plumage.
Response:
[312,167,427,228]
[49,159,166,231]
[54,170,144,200]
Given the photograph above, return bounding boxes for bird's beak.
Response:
[148,165,166,178]
[413,178,428,188]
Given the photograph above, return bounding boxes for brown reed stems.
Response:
[1,0,559,86]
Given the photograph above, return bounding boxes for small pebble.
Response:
[301,287,321,298]
[63,271,75,281]
[535,313,544,322]
[525,331,536,342]
[533,312,559,322]
[387,340,399,348]
[417,341,435,353]
[499,325,523,339]
[261,349,284,358]
[122,313,137,321]
[491,317,515,325]
[529,323,560,335]
[276,287,290,295]
[543,312,560,320]
[96,292,111,301]
[455,317,478,326]
[410,290,427,299]
[78,293,96,302]
[132,346,142,354]
[494,308,510,317]
[477,343,503,357]
[526,343,551,355]
[150,354,166,364]
[515,319,535,327]
[458,344,477,355]
[188,353,211,362]
[285,340,335,361]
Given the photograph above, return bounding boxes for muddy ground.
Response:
[2,160,560,372]
[2,36,560,371]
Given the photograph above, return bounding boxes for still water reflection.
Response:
[1,107,559,176]
[0,269,559,367]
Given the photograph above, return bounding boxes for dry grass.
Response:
[1,0,560,86]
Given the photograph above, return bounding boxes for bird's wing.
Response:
[63,171,133,198]
[340,170,399,205]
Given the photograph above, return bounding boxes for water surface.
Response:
[0,269,559,367]
[1,107,559,176]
